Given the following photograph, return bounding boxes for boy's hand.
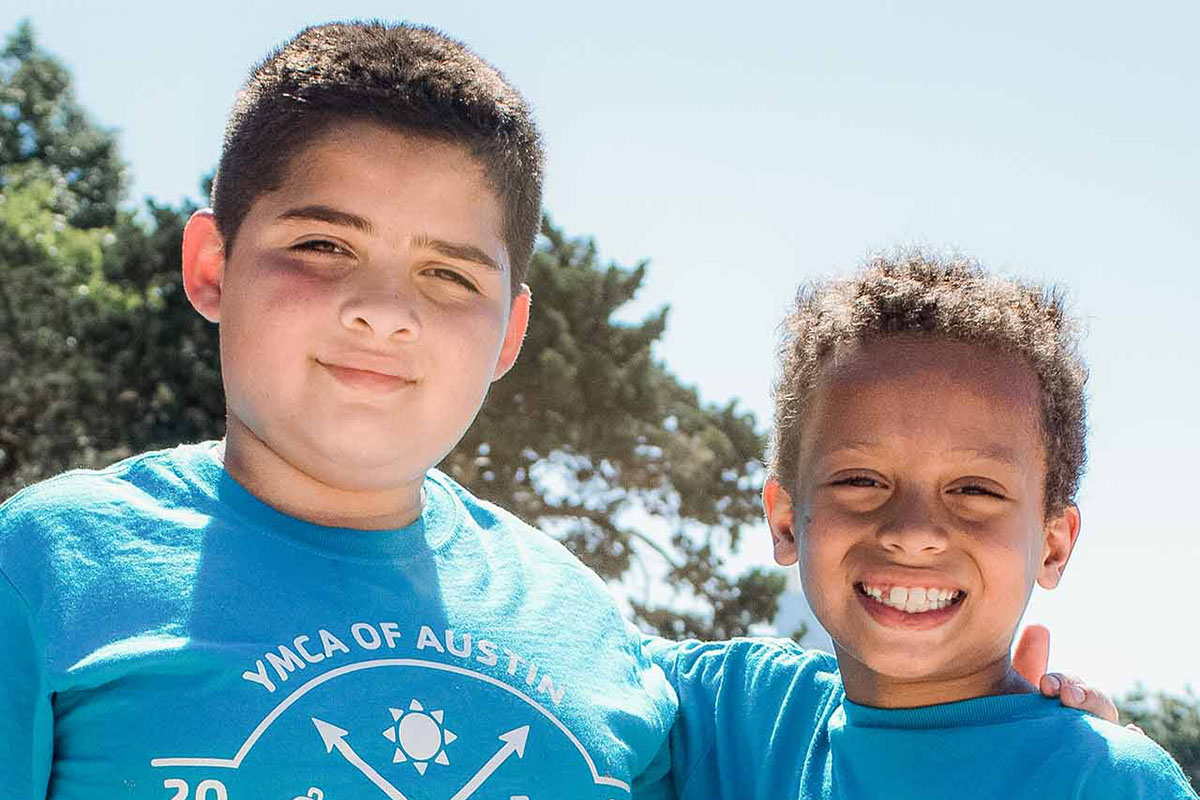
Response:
[1012,624,1125,726]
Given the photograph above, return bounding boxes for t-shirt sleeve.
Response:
[1079,723,1199,799]
[628,636,679,800]
[642,636,721,799]
[644,636,834,800]
[0,566,52,798]
[629,733,677,800]
[647,635,849,800]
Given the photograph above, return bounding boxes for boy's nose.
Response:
[876,492,949,555]
[339,280,422,342]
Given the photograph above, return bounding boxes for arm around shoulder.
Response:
[640,636,835,799]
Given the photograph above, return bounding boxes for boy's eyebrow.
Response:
[412,233,502,272]
[277,205,373,234]
[951,445,1021,466]
[824,442,1021,466]
[274,209,502,272]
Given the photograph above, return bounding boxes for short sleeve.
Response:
[626,634,679,800]
[1078,720,1199,799]
[642,637,721,798]
[0,566,52,798]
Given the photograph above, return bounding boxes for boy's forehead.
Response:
[801,336,1045,461]
[826,336,1035,389]
[282,122,490,196]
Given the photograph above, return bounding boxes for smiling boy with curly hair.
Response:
[651,251,1197,799]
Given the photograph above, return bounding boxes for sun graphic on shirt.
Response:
[381,699,457,775]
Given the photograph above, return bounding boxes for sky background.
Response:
[4,1,1197,696]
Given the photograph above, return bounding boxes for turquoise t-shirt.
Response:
[649,638,1197,800]
[0,443,677,799]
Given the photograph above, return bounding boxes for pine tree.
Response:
[442,223,784,638]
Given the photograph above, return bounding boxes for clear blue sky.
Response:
[5,0,1197,695]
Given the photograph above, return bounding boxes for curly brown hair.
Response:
[769,250,1088,516]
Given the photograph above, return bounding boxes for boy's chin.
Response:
[317,457,434,493]
[285,439,441,493]
[835,639,972,684]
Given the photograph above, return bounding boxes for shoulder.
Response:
[1,443,213,573]
[646,635,841,727]
[1,444,208,520]
[646,636,838,690]
[1064,714,1198,799]
[424,469,532,532]
[425,469,600,570]
[646,637,841,796]
[424,469,635,620]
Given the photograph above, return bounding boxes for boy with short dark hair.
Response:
[0,22,675,798]
[651,253,1197,798]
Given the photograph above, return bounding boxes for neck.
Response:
[835,646,1035,709]
[220,418,425,530]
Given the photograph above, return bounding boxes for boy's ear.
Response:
[181,209,226,323]
[1037,503,1081,589]
[763,476,799,566]
[492,283,531,380]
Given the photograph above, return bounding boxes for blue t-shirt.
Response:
[0,443,677,799]
[649,638,1197,800]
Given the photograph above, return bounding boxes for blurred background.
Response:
[1,0,1196,774]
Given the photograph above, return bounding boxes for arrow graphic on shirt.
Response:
[446,725,531,800]
[312,718,411,800]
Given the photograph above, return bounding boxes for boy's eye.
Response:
[425,266,478,292]
[293,239,350,256]
[831,476,884,489]
[951,483,1006,499]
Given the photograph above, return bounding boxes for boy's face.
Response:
[184,122,528,496]
[764,336,1079,701]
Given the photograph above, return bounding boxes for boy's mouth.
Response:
[855,582,965,614]
[317,357,417,394]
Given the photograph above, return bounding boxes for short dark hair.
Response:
[770,250,1088,516]
[211,21,544,291]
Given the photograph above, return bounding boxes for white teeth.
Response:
[905,588,926,612]
[860,583,962,614]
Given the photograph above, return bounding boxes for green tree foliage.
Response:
[0,23,221,491]
[1120,687,1200,787]
[0,22,783,638]
[0,166,115,486]
[0,20,124,228]
[0,165,219,488]
[443,224,784,638]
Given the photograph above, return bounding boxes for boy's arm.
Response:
[628,634,679,800]
[640,635,718,799]
[0,568,51,798]
[630,729,677,800]
[641,635,839,800]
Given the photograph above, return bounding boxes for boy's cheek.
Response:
[796,532,848,621]
[243,265,340,311]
